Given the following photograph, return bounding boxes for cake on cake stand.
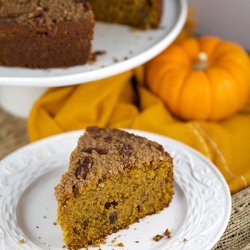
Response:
[0,0,187,118]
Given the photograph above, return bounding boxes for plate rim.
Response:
[0,129,232,250]
[0,0,187,87]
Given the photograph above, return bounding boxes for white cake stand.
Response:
[0,0,187,118]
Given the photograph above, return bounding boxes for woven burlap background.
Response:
[0,107,249,249]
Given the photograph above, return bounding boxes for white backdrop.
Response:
[188,0,250,50]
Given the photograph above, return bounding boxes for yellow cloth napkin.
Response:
[28,70,250,194]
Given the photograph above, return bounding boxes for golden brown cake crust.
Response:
[55,127,172,204]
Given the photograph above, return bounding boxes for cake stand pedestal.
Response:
[0,87,47,118]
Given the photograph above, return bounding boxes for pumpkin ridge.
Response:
[199,36,220,59]
[176,70,193,117]
[204,69,215,120]
[161,68,190,113]
[154,57,190,68]
[218,65,249,108]
[201,38,221,65]
[160,45,191,66]
[179,42,199,63]
[147,62,176,93]
[156,67,178,96]
[207,68,239,120]
[154,66,170,93]
[201,70,213,120]
[180,71,212,120]
[216,54,250,72]
[220,67,244,103]
[211,43,245,64]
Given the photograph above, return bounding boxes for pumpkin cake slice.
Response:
[55,126,174,249]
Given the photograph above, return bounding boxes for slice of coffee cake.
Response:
[55,127,174,249]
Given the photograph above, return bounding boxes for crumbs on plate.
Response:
[19,239,25,244]
[164,228,171,239]
[153,234,164,242]
[116,242,124,247]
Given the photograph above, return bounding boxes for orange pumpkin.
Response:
[146,36,250,121]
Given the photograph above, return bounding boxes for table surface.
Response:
[0,107,249,250]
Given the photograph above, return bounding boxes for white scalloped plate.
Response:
[0,130,231,250]
[0,0,187,87]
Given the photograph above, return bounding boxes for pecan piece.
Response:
[76,157,93,179]
[105,201,118,209]
[82,147,108,155]
[104,136,113,143]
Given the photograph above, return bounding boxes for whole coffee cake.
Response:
[0,0,94,68]
[55,127,174,249]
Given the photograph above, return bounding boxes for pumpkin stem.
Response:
[193,52,209,70]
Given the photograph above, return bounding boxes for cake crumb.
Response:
[153,234,163,242]
[99,183,105,188]
[113,57,119,63]
[19,239,25,244]
[116,242,124,247]
[93,50,106,56]
[89,50,106,63]
[183,238,188,243]
[164,228,171,239]
[53,221,57,225]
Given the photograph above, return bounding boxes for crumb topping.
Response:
[55,126,172,203]
[0,0,91,27]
